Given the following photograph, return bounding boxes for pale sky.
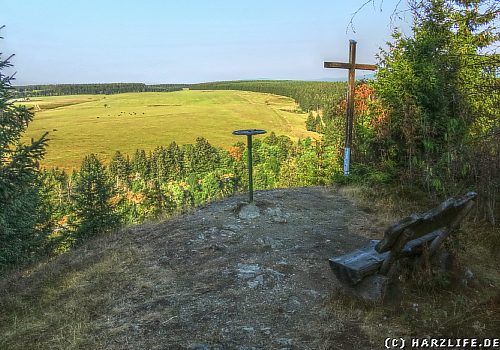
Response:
[2,0,411,85]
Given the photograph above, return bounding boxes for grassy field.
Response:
[20,90,318,169]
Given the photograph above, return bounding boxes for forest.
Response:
[14,83,188,97]
[14,80,347,114]
[1,0,498,272]
[189,80,347,112]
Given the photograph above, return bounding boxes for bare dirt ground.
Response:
[93,186,380,349]
[1,187,394,350]
[3,186,497,350]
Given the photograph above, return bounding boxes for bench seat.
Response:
[327,192,477,302]
[329,230,441,285]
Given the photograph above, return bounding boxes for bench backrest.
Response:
[376,192,477,253]
[375,191,477,274]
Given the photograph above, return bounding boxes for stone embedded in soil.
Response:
[275,338,294,346]
[238,203,261,219]
[188,344,213,350]
[265,207,289,223]
[265,268,285,279]
[237,263,261,279]
[257,236,282,249]
[303,289,322,299]
[247,274,264,288]
[222,224,242,232]
[260,327,272,335]
[242,326,255,333]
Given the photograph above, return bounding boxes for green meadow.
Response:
[20,90,318,169]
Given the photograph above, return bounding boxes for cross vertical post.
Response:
[324,40,376,176]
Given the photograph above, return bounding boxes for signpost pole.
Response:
[247,134,254,203]
[232,129,267,203]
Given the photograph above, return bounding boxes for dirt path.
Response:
[90,187,378,349]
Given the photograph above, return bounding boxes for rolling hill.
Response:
[20,90,319,169]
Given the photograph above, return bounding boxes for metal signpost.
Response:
[232,129,267,203]
[324,40,376,176]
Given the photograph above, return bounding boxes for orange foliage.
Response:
[354,84,374,114]
[229,146,244,161]
[126,191,145,204]
[57,216,68,226]
[110,195,121,206]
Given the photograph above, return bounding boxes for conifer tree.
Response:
[131,149,150,179]
[0,29,50,269]
[305,113,316,131]
[109,150,130,184]
[192,137,220,175]
[373,0,499,197]
[166,141,184,180]
[73,154,118,239]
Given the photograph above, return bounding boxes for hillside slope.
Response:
[3,187,498,349]
[0,187,383,349]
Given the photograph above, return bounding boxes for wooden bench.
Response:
[329,192,477,302]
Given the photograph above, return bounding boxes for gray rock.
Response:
[265,268,286,279]
[238,203,261,219]
[222,224,242,232]
[462,267,475,286]
[303,289,321,298]
[247,274,264,288]
[237,263,261,279]
[260,327,272,335]
[265,207,289,223]
[257,237,282,249]
[220,229,236,237]
[188,344,211,350]
[242,326,255,333]
[275,338,293,346]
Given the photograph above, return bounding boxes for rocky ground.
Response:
[3,186,498,350]
[91,186,381,349]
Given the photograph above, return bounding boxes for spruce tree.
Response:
[192,137,220,175]
[73,154,118,239]
[166,141,183,180]
[109,150,130,184]
[373,0,499,195]
[305,112,316,131]
[131,149,150,179]
[0,28,50,269]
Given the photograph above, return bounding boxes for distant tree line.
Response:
[189,80,347,112]
[13,80,347,114]
[13,83,188,97]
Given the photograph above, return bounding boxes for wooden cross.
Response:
[324,40,376,176]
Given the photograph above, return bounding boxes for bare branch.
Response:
[348,0,409,34]
[348,0,377,34]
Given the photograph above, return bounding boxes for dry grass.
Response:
[0,228,152,349]
[332,184,500,343]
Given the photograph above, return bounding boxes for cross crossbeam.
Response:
[324,40,376,176]
[323,62,376,71]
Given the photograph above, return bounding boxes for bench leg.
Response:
[340,274,401,304]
